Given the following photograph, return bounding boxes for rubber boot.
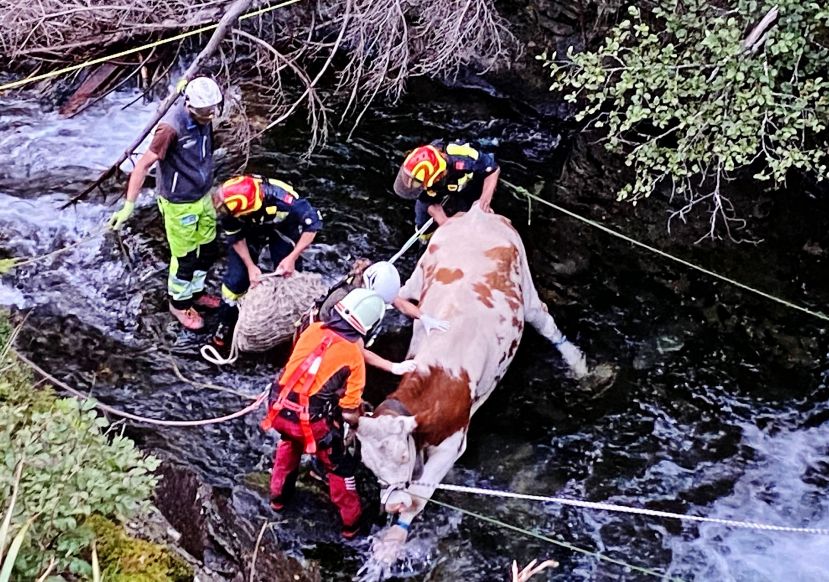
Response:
[193,293,222,311]
[211,301,239,350]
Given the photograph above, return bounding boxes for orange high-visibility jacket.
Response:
[278,322,366,411]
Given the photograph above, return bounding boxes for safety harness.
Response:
[260,332,338,454]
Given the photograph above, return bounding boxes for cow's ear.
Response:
[397,415,417,435]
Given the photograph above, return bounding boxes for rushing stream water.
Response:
[1,82,828,581]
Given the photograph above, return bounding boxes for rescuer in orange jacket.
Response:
[261,287,386,539]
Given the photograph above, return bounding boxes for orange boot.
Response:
[194,293,221,310]
[169,305,205,330]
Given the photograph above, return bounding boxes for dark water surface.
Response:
[1,82,828,581]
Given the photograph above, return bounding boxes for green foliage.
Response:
[0,311,161,579]
[540,0,829,234]
[0,316,11,349]
[86,515,192,581]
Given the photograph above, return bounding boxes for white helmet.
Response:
[334,288,386,335]
[184,77,223,108]
[362,261,400,304]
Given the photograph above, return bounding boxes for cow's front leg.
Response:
[393,430,466,528]
[371,431,467,563]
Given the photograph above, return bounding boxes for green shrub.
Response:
[540,0,829,238]
[0,312,160,578]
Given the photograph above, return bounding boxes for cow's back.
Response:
[399,206,528,412]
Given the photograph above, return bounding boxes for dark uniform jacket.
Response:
[417,140,498,204]
[220,177,323,245]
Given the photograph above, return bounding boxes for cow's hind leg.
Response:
[520,255,589,378]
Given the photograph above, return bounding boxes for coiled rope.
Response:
[413,482,829,536]
[0,0,302,93]
[503,181,829,323]
[199,271,327,366]
[15,350,267,427]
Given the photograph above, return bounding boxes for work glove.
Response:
[108,201,135,231]
[390,360,417,375]
[420,314,449,335]
[555,337,589,379]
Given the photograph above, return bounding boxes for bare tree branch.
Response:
[62,0,254,207]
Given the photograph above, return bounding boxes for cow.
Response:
[355,203,588,560]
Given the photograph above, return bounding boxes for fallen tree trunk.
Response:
[63,0,253,207]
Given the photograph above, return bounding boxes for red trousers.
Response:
[269,414,362,530]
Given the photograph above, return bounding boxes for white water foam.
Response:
[0,89,162,334]
[666,418,829,581]
[0,88,157,186]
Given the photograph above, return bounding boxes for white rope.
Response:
[17,350,268,427]
[200,324,241,365]
[389,218,434,264]
[87,389,268,427]
[424,483,829,536]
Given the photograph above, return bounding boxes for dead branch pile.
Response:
[0,0,226,61]
[0,0,518,158]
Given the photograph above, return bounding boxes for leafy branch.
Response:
[540,0,829,241]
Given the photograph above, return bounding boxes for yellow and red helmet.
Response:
[217,176,263,216]
[393,145,448,199]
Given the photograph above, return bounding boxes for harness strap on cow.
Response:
[260,333,337,454]
[374,398,413,418]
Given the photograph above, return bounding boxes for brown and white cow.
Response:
[356,204,588,556]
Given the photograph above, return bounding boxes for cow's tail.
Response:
[517,236,589,378]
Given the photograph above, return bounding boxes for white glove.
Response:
[420,314,449,335]
[556,338,588,379]
[390,360,417,375]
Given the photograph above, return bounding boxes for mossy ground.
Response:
[86,515,192,582]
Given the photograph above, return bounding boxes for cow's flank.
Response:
[484,245,522,312]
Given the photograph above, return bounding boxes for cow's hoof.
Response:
[583,363,619,398]
[370,525,408,564]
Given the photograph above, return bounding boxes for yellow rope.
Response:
[503,181,829,323]
[0,0,302,93]
[0,228,108,274]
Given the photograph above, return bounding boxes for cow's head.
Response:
[356,414,418,510]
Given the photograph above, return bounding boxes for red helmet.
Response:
[393,145,448,199]
[217,176,262,216]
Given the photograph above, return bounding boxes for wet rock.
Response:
[154,461,319,582]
